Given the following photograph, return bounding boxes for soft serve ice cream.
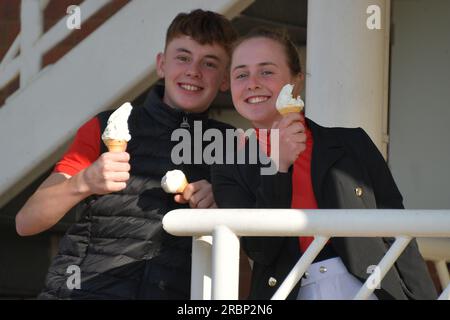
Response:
[101,102,133,152]
[161,170,188,194]
[275,84,304,116]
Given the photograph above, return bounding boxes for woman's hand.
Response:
[271,113,306,172]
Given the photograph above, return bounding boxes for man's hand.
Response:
[78,152,131,195]
[271,113,306,173]
[174,180,217,208]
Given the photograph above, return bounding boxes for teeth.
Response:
[180,84,201,91]
[247,96,268,104]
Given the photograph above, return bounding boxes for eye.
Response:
[204,61,218,69]
[235,73,248,80]
[261,70,274,76]
[176,55,190,63]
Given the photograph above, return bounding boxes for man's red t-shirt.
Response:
[54,117,101,176]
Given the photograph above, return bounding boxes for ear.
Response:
[156,52,165,78]
[219,72,230,92]
[292,73,305,97]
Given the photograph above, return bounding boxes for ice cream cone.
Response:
[175,178,189,194]
[161,170,189,194]
[103,139,127,152]
[279,105,304,116]
[101,102,132,152]
[276,84,304,117]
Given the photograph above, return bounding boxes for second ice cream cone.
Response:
[279,105,304,116]
[104,139,127,152]
[276,84,305,117]
[161,170,189,194]
[175,178,189,194]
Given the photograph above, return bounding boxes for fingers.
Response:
[94,171,129,194]
[188,186,210,208]
[83,152,131,195]
[285,132,307,144]
[284,122,305,135]
[180,180,216,209]
[98,152,131,174]
[181,183,196,202]
[101,152,130,162]
[278,121,306,147]
[174,194,189,204]
[105,181,127,193]
[196,193,216,208]
[104,171,130,182]
[278,113,302,129]
[181,180,208,198]
[274,114,307,172]
[273,112,304,129]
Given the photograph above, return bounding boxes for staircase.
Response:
[0,0,254,209]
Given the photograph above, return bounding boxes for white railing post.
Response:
[191,236,213,300]
[354,235,412,300]
[435,260,450,290]
[272,236,330,300]
[0,35,20,70]
[212,225,240,300]
[438,283,450,300]
[20,0,43,87]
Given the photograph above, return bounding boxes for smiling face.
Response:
[157,36,230,113]
[230,37,299,128]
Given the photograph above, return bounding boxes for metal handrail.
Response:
[163,209,450,300]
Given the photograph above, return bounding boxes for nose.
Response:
[247,74,261,91]
[185,62,201,79]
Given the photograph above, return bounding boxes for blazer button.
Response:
[355,187,363,197]
[268,277,277,287]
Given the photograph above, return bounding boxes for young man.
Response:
[16,9,237,299]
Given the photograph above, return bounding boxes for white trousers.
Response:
[297,257,378,300]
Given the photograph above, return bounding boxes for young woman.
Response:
[212,28,437,300]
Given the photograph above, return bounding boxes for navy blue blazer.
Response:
[212,119,437,300]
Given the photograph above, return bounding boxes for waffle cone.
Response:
[279,105,304,116]
[103,139,127,152]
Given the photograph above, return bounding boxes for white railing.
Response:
[163,209,450,300]
[0,0,113,91]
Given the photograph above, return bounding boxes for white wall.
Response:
[305,0,390,155]
[389,0,450,209]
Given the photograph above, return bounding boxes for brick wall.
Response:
[0,0,129,107]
